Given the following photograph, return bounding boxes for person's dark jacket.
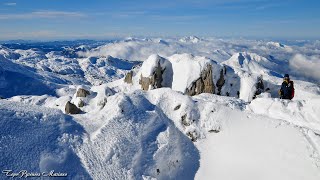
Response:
[279,80,294,99]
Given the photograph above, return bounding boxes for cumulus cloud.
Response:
[289,54,320,83]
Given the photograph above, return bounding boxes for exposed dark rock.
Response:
[65,101,81,114]
[216,67,226,95]
[76,88,90,97]
[209,129,220,133]
[181,114,190,126]
[97,97,107,108]
[124,71,133,84]
[139,61,164,91]
[174,104,181,111]
[253,75,265,99]
[185,64,215,96]
[139,75,152,91]
[187,131,197,142]
[152,61,164,89]
[78,100,85,107]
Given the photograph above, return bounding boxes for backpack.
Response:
[289,81,294,99]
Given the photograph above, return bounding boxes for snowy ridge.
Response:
[1,38,320,180]
[248,96,320,134]
[74,91,200,179]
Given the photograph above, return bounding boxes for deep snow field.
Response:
[1,37,320,180]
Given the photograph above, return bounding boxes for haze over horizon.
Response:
[0,0,319,40]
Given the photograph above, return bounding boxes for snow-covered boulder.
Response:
[185,64,215,96]
[136,54,240,97]
[65,101,82,114]
[139,54,173,90]
[76,88,91,98]
[69,85,115,113]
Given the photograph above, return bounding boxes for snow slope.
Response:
[74,91,200,179]
[0,55,58,98]
[196,113,320,180]
[0,100,90,179]
[1,38,320,180]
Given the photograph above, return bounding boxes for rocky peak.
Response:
[185,64,215,96]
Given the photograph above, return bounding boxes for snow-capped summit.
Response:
[223,52,278,75]
[266,41,293,52]
[179,36,202,43]
[267,41,285,48]
[0,45,20,60]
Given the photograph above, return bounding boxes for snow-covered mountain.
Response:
[1,37,320,180]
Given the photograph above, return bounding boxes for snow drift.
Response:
[0,100,90,179]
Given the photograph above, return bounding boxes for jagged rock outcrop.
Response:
[137,54,240,98]
[185,64,215,96]
[216,66,226,95]
[140,75,152,91]
[65,101,81,114]
[174,104,181,111]
[124,71,133,84]
[253,75,265,99]
[181,114,190,126]
[139,61,164,91]
[78,99,85,107]
[76,88,90,97]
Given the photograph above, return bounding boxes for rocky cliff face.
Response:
[253,75,265,99]
[185,64,215,96]
[139,61,164,91]
[136,54,241,98]
[216,66,226,95]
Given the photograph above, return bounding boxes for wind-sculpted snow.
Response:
[1,37,320,179]
[74,92,200,180]
[0,100,91,179]
[248,95,320,134]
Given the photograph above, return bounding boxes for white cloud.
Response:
[4,2,16,6]
[0,10,86,20]
[289,54,320,83]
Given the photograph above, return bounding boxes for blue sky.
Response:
[0,0,319,40]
